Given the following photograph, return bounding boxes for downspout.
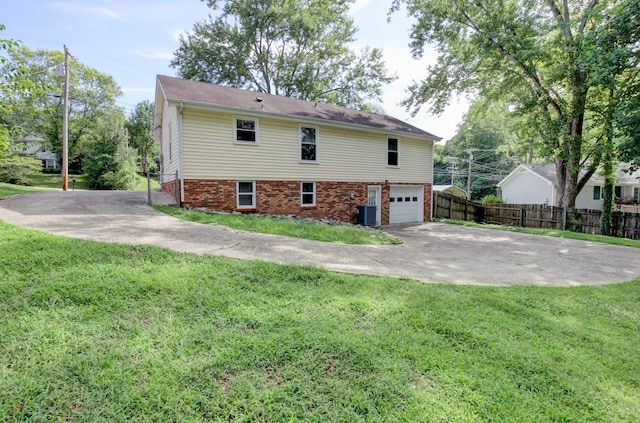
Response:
[430,140,435,221]
[178,102,185,204]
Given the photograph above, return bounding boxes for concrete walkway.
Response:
[1,190,639,286]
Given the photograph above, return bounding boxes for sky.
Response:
[2,0,470,142]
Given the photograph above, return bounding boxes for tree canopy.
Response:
[0,25,38,154]
[171,0,396,109]
[125,100,158,175]
[393,0,639,207]
[1,46,122,172]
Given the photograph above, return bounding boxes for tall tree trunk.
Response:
[601,88,617,236]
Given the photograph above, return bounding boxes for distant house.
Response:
[497,164,640,210]
[13,135,59,169]
[154,75,440,225]
[433,185,467,199]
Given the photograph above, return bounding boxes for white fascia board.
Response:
[165,98,438,143]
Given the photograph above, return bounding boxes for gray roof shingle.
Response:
[156,75,440,140]
[523,163,640,185]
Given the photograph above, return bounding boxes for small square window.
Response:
[397,197,403,202]
[390,197,395,203]
[405,197,411,202]
[301,182,316,206]
[413,197,418,202]
[235,117,258,143]
[237,181,256,208]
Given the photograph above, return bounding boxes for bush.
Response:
[481,194,504,204]
[0,155,42,185]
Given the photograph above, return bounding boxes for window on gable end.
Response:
[593,186,601,200]
[387,137,399,166]
[300,126,318,162]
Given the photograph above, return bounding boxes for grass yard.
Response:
[441,218,640,248]
[134,174,160,191]
[1,220,639,422]
[0,182,44,199]
[153,205,402,245]
[27,172,89,190]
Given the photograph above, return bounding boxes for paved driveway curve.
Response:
[1,191,639,286]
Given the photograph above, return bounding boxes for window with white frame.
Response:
[300,126,318,161]
[235,117,258,143]
[635,187,640,203]
[237,181,256,208]
[387,137,399,166]
[301,182,316,206]
[593,186,601,200]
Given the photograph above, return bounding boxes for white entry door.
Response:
[367,186,382,226]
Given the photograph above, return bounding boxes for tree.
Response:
[125,100,157,175]
[0,25,38,154]
[392,0,638,208]
[2,46,123,172]
[84,112,138,190]
[446,100,521,199]
[171,0,396,109]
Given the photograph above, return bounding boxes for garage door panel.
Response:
[389,186,424,224]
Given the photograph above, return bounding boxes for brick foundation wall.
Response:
[170,179,432,225]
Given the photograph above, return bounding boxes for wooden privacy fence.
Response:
[433,192,640,240]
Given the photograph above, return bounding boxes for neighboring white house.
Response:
[154,75,440,225]
[497,163,640,210]
[13,135,60,169]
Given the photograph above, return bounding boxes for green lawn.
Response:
[1,220,639,422]
[153,205,402,245]
[27,172,89,190]
[0,182,44,199]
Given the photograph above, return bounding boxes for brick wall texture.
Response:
[169,179,431,225]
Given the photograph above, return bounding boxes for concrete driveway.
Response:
[1,190,639,286]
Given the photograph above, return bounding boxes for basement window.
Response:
[301,182,316,206]
[237,181,256,208]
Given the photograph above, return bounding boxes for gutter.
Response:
[165,98,441,143]
[178,102,185,204]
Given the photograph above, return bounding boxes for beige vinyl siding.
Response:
[181,109,433,183]
[160,101,180,183]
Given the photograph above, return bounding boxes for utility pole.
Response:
[466,150,473,200]
[62,45,70,191]
[448,157,458,185]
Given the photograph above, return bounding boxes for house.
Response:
[497,164,640,209]
[154,75,439,225]
[13,135,60,169]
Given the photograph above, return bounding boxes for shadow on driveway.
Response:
[1,190,639,286]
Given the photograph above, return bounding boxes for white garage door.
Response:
[389,185,424,224]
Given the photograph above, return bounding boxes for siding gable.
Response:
[180,109,432,183]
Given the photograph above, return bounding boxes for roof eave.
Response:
[164,97,439,142]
